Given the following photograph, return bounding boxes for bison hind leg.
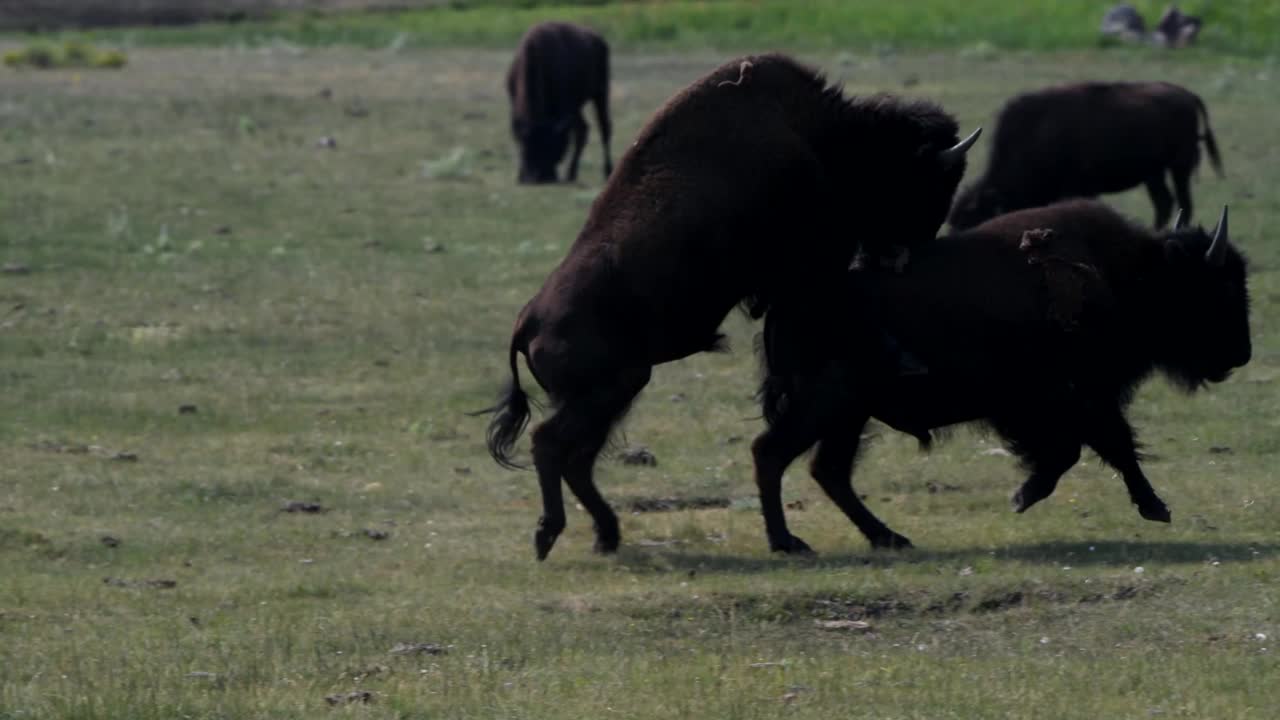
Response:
[801,413,914,551]
[530,365,651,559]
[1145,173,1175,228]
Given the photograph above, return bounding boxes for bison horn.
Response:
[1172,208,1187,230]
[1205,205,1228,266]
[939,127,982,166]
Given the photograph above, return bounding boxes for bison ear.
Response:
[938,127,982,169]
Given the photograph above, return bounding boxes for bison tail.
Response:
[915,430,933,452]
[470,331,536,470]
[1196,97,1224,177]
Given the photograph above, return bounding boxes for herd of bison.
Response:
[479,21,1253,560]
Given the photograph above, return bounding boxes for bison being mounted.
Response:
[755,200,1250,553]
[949,81,1222,231]
[507,21,613,184]
[480,53,980,560]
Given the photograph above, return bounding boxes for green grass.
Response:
[6,0,1280,57]
[0,44,1278,718]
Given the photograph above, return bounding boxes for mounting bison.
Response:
[479,53,981,560]
[949,81,1222,231]
[506,21,613,184]
[754,200,1251,554]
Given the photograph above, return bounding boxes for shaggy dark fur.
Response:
[480,53,979,560]
[506,21,613,184]
[950,81,1222,230]
[754,199,1251,554]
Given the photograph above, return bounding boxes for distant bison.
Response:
[949,82,1222,231]
[506,21,613,184]
[479,53,980,560]
[754,200,1250,553]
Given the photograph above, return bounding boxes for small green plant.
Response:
[60,40,93,65]
[2,41,127,70]
[422,146,472,180]
[20,44,56,69]
[92,50,128,69]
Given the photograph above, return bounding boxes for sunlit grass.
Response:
[6,1,1278,57]
[0,46,1276,718]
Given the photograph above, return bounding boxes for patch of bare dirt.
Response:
[624,496,731,513]
[324,690,374,706]
[388,642,449,656]
[627,579,1184,627]
[29,440,139,461]
[103,577,177,589]
[618,446,658,466]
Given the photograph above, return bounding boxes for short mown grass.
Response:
[0,41,1277,719]
[7,1,1280,56]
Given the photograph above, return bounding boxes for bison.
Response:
[506,21,613,184]
[948,81,1222,231]
[754,200,1250,553]
[479,53,981,560]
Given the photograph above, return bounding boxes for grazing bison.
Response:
[507,21,613,184]
[754,200,1250,553]
[480,53,980,560]
[949,82,1222,231]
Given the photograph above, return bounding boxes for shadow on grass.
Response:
[603,539,1279,575]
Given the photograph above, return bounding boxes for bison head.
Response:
[948,182,1004,231]
[907,127,983,240]
[1154,206,1252,388]
[857,126,982,263]
[514,117,573,184]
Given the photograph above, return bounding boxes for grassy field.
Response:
[1,38,1278,719]
[8,0,1280,56]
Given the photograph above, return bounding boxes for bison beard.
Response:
[479,53,979,560]
[754,200,1251,553]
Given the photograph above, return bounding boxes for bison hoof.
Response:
[534,517,565,561]
[1011,488,1047,514]
[771,535,815,555]
[870,531,913,550]
[593,521,621,554]
[534,530,559,561]
[1138,501,1172,524]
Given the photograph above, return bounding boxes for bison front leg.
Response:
[592,90,613,180]
[1010,446,1080,515]
[564,115,589,183]
[997,414,1083,514]
[1082,406,1171,523]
